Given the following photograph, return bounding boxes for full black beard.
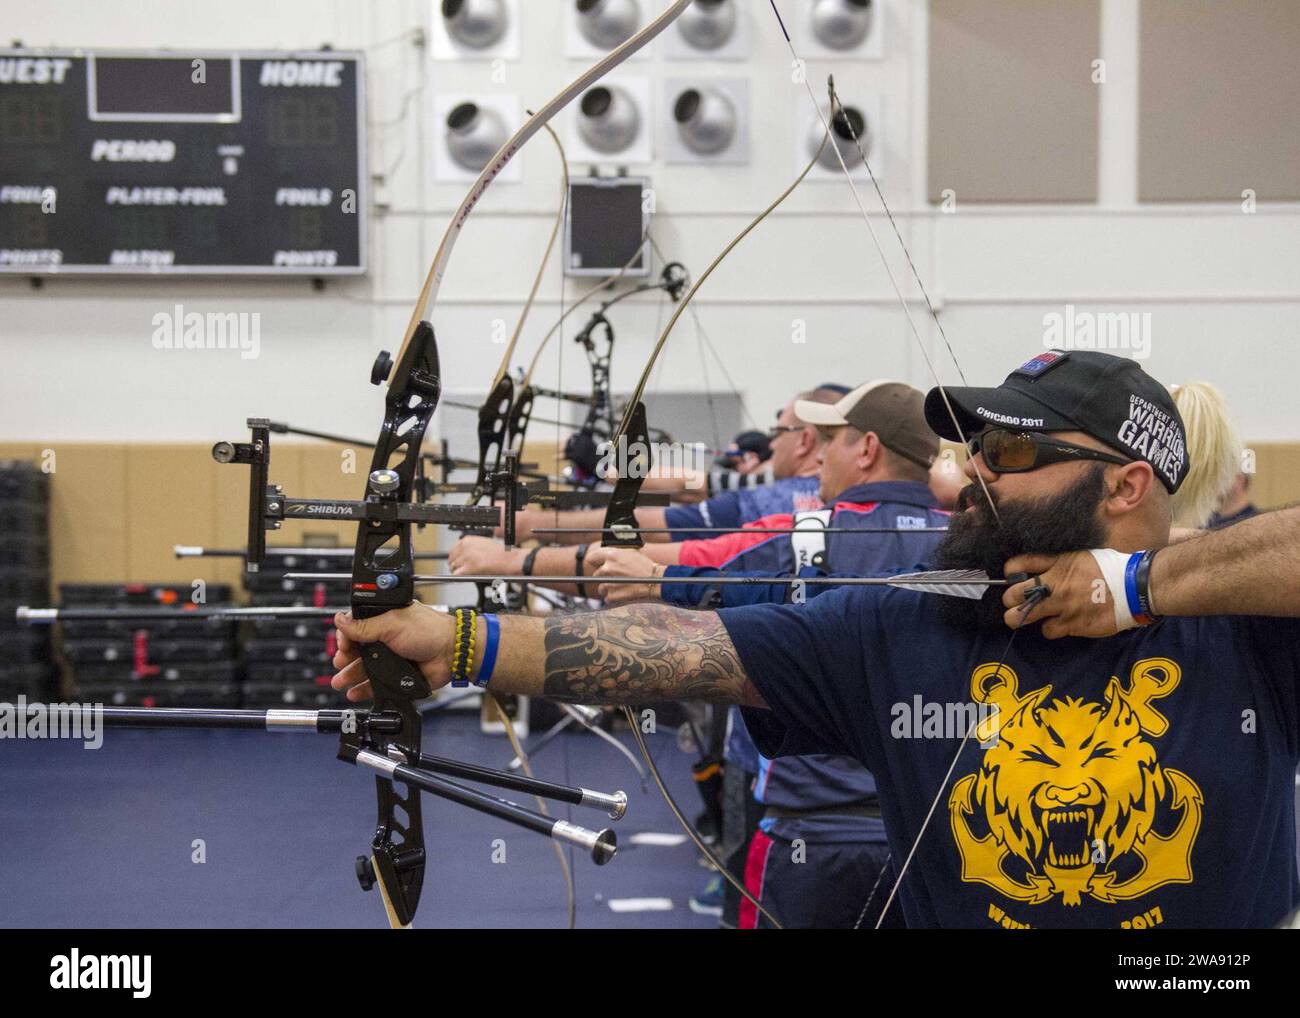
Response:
[933,464,1109,632]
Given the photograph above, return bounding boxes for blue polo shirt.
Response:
[720,586,1300,928]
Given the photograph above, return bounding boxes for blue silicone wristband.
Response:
[476,613,500,687]
[1123,551,1152,625]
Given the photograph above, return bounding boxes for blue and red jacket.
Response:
[665,480,947,597]
[664,480,949,844]
[661,475,822,541]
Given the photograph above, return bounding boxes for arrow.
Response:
[278,568,1007,601]
[530,526,949,536]
[174,545,449,561]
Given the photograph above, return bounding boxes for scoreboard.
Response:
[0,49,366,276]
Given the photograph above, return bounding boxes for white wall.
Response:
[2,0,1297,445]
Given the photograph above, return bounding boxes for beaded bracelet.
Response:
[450,607,478,687]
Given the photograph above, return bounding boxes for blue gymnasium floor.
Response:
[0,713,717,928]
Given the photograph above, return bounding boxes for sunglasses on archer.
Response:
[968,427,1133,474]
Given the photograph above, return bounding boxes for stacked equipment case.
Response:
[241,548,351,708]
[60,583,241,706]
[0,461,55,701]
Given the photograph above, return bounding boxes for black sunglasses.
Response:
[765,425,804,441]
[968,428,1132,474]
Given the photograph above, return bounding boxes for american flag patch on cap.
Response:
[1013,350,1069,378]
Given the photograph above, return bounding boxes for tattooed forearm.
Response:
[542,605,766,707]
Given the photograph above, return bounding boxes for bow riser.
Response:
[504,385,535,458]
[599,401,652,548]
[345,322,443,927]
[469,375,515,508]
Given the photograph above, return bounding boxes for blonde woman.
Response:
[1168,381,1247,534]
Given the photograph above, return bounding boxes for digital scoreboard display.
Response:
[0,49,366,276]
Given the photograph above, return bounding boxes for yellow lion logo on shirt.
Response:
[949,657,1202,907]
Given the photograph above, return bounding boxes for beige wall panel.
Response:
[2,440,1295,608]
[291,444,367,551]
[929,0,1101,203]
[49,445,129,589]
[1140,0,1300,201]
[522,441,565,490]
[124,446,222,587]
[1251,443,1300,510]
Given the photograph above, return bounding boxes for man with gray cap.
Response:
[332,350,1300,928]
[588,381,949,928]
[590,380,947,594]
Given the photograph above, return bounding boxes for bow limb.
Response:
[646,232,758,442]
[595,133,832,935]
[617,132,828,439]
[468,121,568,506]
[599,129,829,551]
[518,227,654,391]
[390,0,694,379]
[496,118,570,393]
[505,223,656,462]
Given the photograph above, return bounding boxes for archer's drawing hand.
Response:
[587,546,663,605]
[332,604,453,701]
[1002,551,1114,639]
[448,535,525,576]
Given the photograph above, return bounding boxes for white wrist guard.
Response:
[1089,548,1140,632]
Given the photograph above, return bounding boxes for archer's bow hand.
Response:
[1002,551,1112,640]
[588,546,663,605]
[449,535,526,577]
[332,604,455,702]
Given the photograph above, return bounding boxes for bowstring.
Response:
[853,851,892,929]
[519,223,658,529]
[647,234,723,456]
[870,592,1046,927]
[688,302,759,432]
[765,0,1035,930]
[767,1,1001,528]
[498,119,576,927]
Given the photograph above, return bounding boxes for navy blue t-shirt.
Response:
[720,586,1300,928]
[669,481,947,844]
[662,475,821,540]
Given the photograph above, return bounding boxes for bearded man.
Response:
[331,350,1300,929]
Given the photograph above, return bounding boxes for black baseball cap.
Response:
[726,430,772,462]
[923,350,1189,492]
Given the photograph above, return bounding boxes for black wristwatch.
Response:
[573,543,589,598]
